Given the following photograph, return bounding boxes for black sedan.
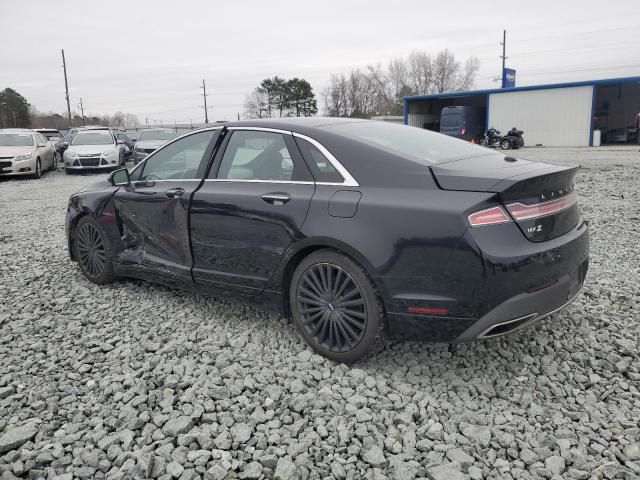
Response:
[65,118,589,362]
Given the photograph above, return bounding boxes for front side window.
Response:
[294,137,343,183]
[215,131,299,181]
[139,130,215,180]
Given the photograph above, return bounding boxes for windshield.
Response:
[71,132,114,146]
[0,133,34,147]
[320,121,490,164]
[138,130,177,141]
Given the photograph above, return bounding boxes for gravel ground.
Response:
[0,147,639,480]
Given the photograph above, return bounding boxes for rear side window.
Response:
[294,137,343,183]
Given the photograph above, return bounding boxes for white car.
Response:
[63,130,126,173]
[0,129,56,179]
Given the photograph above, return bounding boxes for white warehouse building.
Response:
[403,76,640,147]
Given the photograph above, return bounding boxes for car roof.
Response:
[224,117,368,132]
[141,128,175,132]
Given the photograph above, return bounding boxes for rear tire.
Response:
[73,216,116,285]
[290,249,386,363]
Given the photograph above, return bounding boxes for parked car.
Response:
[35,128,64,144]
[62,130,126,173]
[604,128,632,144]
[114,131,134,160]
[66,119,589,362]
[440,106,485,141]
[132,128,178,164]
[0,129,56,178]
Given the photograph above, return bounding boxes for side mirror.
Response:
[116,139,125,145]
[110,168,130,186]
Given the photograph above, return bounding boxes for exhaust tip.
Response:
[478,313,538,339]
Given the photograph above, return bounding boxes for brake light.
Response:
[506,192,577,221]
[468,206,511,226]
[460,124,466,136]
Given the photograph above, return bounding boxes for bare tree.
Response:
[244,88,269,119]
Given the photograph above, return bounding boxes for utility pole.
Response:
[146,117,149,128]
[237,112,240,121]
[500,30,507,87]
[61,49,72,128]
[78,98,85,125]
[201,79,210,124]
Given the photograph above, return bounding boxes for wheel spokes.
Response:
[296,263,368,353]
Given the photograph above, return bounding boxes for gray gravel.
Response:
[0,147,639,480]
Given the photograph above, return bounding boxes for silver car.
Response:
[132,128,177,164]
[0,129,56,179]
[63,130,126,173]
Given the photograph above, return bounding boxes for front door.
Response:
[190,128,315,294]
[114,128,220,284]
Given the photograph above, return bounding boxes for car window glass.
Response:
[140,130,215,180]
[215,131,296,181]
[294,137,343,183]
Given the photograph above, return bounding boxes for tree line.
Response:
[245,77,318,119]
[0,87,140,129]
[322,49,479,118]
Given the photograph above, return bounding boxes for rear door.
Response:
[190,127,315,294]
[114,128,221,283]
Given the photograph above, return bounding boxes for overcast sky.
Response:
[1,0,639,124]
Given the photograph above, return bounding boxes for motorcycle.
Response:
[503,127,524,149]
[478,127,524,150]
[478,128,504,149]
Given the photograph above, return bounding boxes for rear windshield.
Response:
[0,134,34,146]
[42,132,63,140]
[71,132,114,145]
[440,111,464,128]
[320,121,489,164]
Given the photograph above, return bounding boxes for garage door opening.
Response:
[594,81,640,145]
[406,93,487,136]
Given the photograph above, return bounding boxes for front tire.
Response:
[500,139,512,150]
[290,249,386,363]
[32,159,42,179]
[73,216,116,285]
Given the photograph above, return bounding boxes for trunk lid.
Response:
[431,154,581,242]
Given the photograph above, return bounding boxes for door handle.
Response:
[261,193,291,205]
[165,187,185,198]
[134,180,155,188]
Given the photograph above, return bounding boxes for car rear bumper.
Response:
[383,218,589,342]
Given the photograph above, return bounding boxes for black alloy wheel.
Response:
[74,217,116,284]
[291,250,386,363]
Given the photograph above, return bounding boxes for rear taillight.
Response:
[460,125,466,136]
[506,192,577,221]
[468,206,511,226]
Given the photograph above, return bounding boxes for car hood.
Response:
[67,144,116,155]
[135,140,168,149]
[0,145,34,157]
